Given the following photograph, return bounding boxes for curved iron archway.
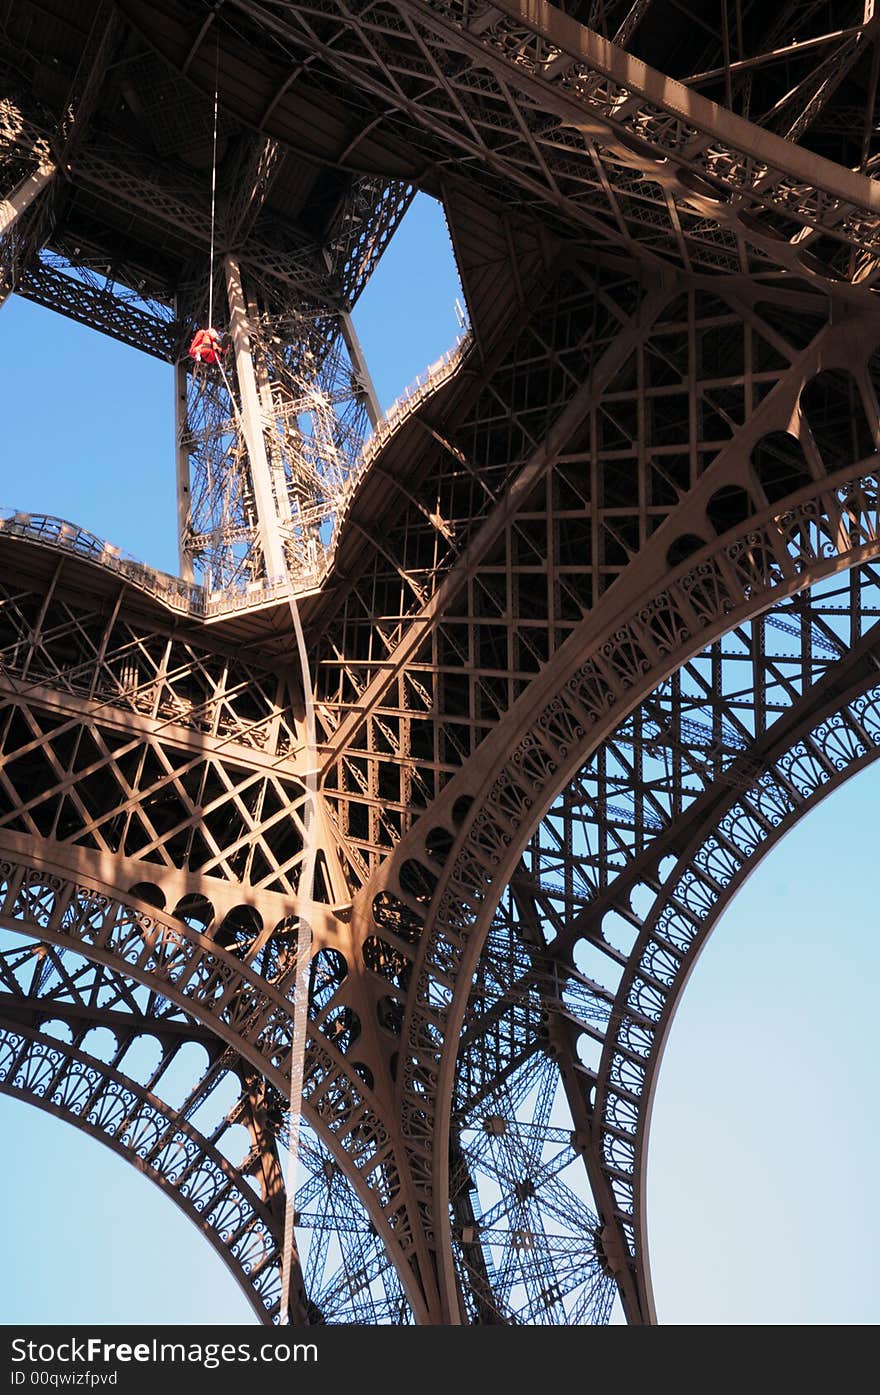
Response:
[598,666,880,1320]
[403,560,880,1320]
[0,1022,285,1322]
[0,862,430,1320]
[0,933,417,1324]
[372,459,880,1318]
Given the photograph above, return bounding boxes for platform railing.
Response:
[0,327,472,617]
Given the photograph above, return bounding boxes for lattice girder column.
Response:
[0,102,56,307]
[446,564,880,1322]
[0,929,416,1324]
[180,254,375,591]
[343,294,880,1320]
[224,253,288,583]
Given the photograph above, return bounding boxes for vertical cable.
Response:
[215,346,317,1325]
[208,32,220,330]
[278,594,317,1324]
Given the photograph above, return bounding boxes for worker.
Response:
[189,326,223,366]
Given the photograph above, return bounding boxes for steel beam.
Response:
[224,253,288,583]
[174,359,195,584]
[0,165,54,239]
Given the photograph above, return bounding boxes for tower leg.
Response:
[174,360,195,585]
[338,308,382,428]
[223,253,288,582]
[0,163,54,238]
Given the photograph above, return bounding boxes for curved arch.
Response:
[598,674,880,1321]
[0,1022,285,1322]
[441,565,880,1322]
[381,457,880,1319]
[0,993,417,1324]
[0,855,430,1321]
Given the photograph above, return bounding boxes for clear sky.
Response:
[0,193,877,1325]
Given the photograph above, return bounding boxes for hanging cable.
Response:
[214,311,319,1327]
[188,34,223,369]
[277,597,318,1325]
[208,31,220,333]
[190,36,320,1317]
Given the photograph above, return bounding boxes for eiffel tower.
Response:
[2,0,880,1325]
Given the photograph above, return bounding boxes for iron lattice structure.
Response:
[2,0,880,1324]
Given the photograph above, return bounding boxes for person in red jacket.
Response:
[188,327,223,366]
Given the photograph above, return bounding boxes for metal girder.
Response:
[0,848,434,1317]
[216,0,880,286]
[448,565,880,1320]
[15,251,180,358]
[5,0,880,1330]
[0,945,407,1322]
[382,459,880,1317]
[0,1008,299,1322]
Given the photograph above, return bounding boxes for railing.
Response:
[0,326,473,618]
[0,511,319,617]
[337,327,472,528]
[0,512,200,611]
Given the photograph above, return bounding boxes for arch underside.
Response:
[6,563,880,1326]
[0,934,414,1325]
[7,0,880,1327]
[442,561,880,1322]
[2,286,879,1328]
[3,322,880,1326]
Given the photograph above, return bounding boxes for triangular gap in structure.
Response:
[121,810,155,858]
[29,796,64,839]
[314,850,333,904]
[472,573,508,618]
[198,762,229,808]
[72,830,102,851]
[185,827,216,873]
[604,351,637,396]
[249,844,274,886]
[105,743,147,788]
[47,725,81,770]
[259,781,285,820]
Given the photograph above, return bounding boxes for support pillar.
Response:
[339,308,382,428]
[250,291,294,534]
[0,163,55,238]
[240,1078,316,1325]
[322,251,382,427]
[224,253,288,582]
[173,360,195,585]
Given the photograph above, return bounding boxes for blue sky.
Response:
[0,193,877,1324]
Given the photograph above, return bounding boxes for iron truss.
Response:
[0,0,413,585]
[3,0,880,1326]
